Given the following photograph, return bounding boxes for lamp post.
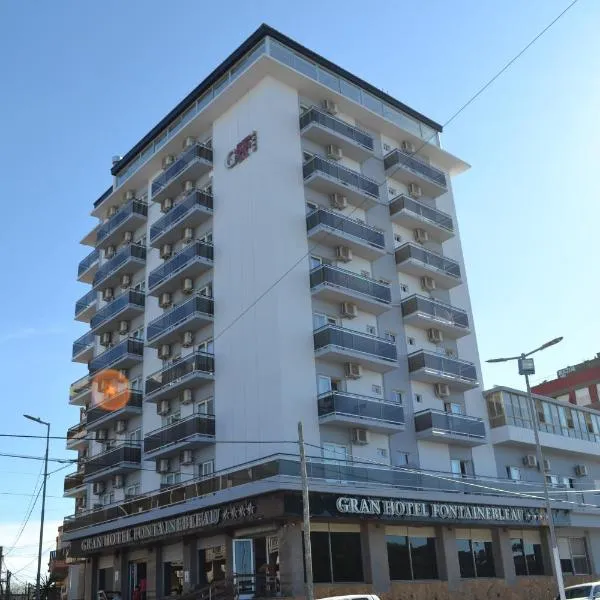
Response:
[487,337,565,600]
[24,415,50,600]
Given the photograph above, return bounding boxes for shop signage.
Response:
[226,131,258,168]
[335,496,546,524]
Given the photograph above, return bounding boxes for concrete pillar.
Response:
[86,557,97,600]
[360,523,390,594]
[117,551,128,599]
[492,528,515,584]
[182,538,198,592]
[540,528,555,576]
[278,523,304,597]
[224,535,234,580]
[437,526,461,590]
[149,546,163,599]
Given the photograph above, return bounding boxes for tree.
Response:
[39,574,58,600]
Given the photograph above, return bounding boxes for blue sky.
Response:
[0,0,597,580]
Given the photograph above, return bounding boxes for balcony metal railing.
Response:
[72,331,94,359]
[86,390,143,426]
[318,391,404,426]
[147,295,214,343]
[63,471,85,493]
[151,143,213,198]
[78,249,99,277]
[408,350,477,384]
[88,338,144,374]
[401,294,469,329]
[395,242,461,280]
[415,408,486,440]
[75,289,96,317]
[148,241,213,291]
[314,324,397,362]
[90,290,145,331]
[310,264,391,304]
[384,148,447,189]
[306,207,384,249]
[299,107,374,150]
[93,244,147,288]
[150,191,213,244]
[96,199,148,244]
[389,194,453,232]
[67,420,87,442]
[84,442,141,477]
[145,351,215,396]
[69,375,91,402]
[144,413,215,454]
[303,156,379,199]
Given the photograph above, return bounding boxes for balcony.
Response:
[96,199,148,249]
[93,244,146,290]
[150,190,213,248]
[148,241,213,296]
[389,194,454,243]
[145,351,214,403]
[303,156,380,208]
[151,143,213,204]
[401,294,470,339]
[310,264,391,315]
[147,294,214,348]
[84,442,141,482]
[66,420,88,450]
[77,249,99,284]
[313,324,397,372]
[49,549,68,579]
[63,470,86,497]
[75,289,97,323]
[384,148,447,198]
[408,350,478,391]
[395,242,462,289]
[90,290,145,336]
[144,413,215,459]
[72,331,95,363]
[88,338,144,375]
[299,107,375,162]
[318,391,404,433]
[306,207,385,260]
[69,375,92,406]
[86,390,143,431]
[415,408,486,446]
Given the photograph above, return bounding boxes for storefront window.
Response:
[456,530,496,578]
[163,562,183,596]
[310,530,364,583]
[559,537,590,575]
[510,530,544,575]
[386,526,438,580]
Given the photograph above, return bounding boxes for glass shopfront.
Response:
[510,530,544,576]
[310,524,364,583]
[386,526,438,580]
[456,529,496,578]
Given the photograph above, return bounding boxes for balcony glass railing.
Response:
[144,413,215,454]
[389,194,453,232]
[408,350,477,383]
[85,442,141,477]
[151,143,213,198]
[96,200,148,244]
[88,338,144,374]
[306,207,384,249]
[401,294,469,329]
[303,156,379,199]
[64,471,85,493]
[69,375,90,401]
[415,408,486,440]
[78,249,99,277]
[384,148,447,189]
[150,191,213,243]
[299,107,374,150]
[86,391,143,426]
[310,264,391,304]
[72,331,94,359]
[90,290,145,331]
[318,391,404,425]
[314,324,397,362]
[145,351,215,396]
[67,420,87,441]
[75,289,97,317]
[147,295,214,343]
[148,241,213,291]
[93,244,147,288]
[395,242,461,280]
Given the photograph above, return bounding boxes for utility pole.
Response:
[0,546,4,597]
[297,422,314,600]
[5,570,10,600]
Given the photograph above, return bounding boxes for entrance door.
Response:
[233,539,254,598]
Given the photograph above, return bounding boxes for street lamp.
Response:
[24,414,50,600]
[487,337,565,600]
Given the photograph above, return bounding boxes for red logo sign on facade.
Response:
[226,131,258,168]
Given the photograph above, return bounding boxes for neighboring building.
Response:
[48,528,69,600]
[533,353,600,409]
[61,23,600,600]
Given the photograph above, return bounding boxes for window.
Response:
[510,530,544,575]
[559,537,590,574]
[506,466,521,481]
[161,472,181,486]
[197,338,214,353]
[387,527,438,580]
[199,283,212,297]
[388,187,397,196]
[128,428,141,444]
[310,530,364,583]
[407,337,415,346]
[397,452,410,465]
[366,325,376,336]
[99,492,115,506]
[313,313,337,330]
[131,327,144,340]
[125,484,140,499]
[303,151,313,163]
[400,283,409,293]
[377,448,388,458]
[456,530,496,578]
[135,235,146,247]
[164,410,181,426]
[546,475,560,487]
[445,403,464,415]
[133,280,145,292]
[199,231,213,244]
[415,394,422,403]
[391,390,403,404]
[129,377,141,391]
[384,331,396,343]
[306,201,318,213]
[394,234,403,247]
[451,459,472,478]
[371,384,382,395]
[199,460,214,478]
[196,398,213,414]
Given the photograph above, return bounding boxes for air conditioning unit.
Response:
[181,388,193,405]
[344,362,362,379]
[162,155,175,169]
[340,302,358,319]
[182,227,194,244]
[159,292,172,308]
[434,383,451,398]
[103,287,114,301]
[95,429,107,441]
[157,459,170,474]
[335,246,352,262]
[161,198,173,213]
[124,190,135,201]
[183,136,196,149]
[414,228,429,243]
[115,420,127,434]
[401,140,416,153]
[100,332,112,347]
[181,450,194,465]
[105,245,116,259]
[123,231,133,244]
[326,144,343,161]
[157,399,171,416]
[182,331,194,348]
[118,320,129,335]
[523,455,538,468]
[121,273,131,288]
[158,344,172,360]
[543,459,551,471]
[329,193,348,210]
[107,206,118,218]
[351,428,369,445]
[322,99,339,115]
[420,276,436,291]
[182,277,194,294]
[160,244,172,259]
[92,482,105,495]
[183,180,195,193]
[575,464,589,477]
[408,183,422,198]
[113,474,124,489]
[428,328,444,344]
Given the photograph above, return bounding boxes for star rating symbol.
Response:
[221,507,231,520]
[245,502,256,516]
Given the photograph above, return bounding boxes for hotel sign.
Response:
[226,131,257,168]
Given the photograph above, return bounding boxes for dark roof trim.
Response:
[94,186,113,209]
